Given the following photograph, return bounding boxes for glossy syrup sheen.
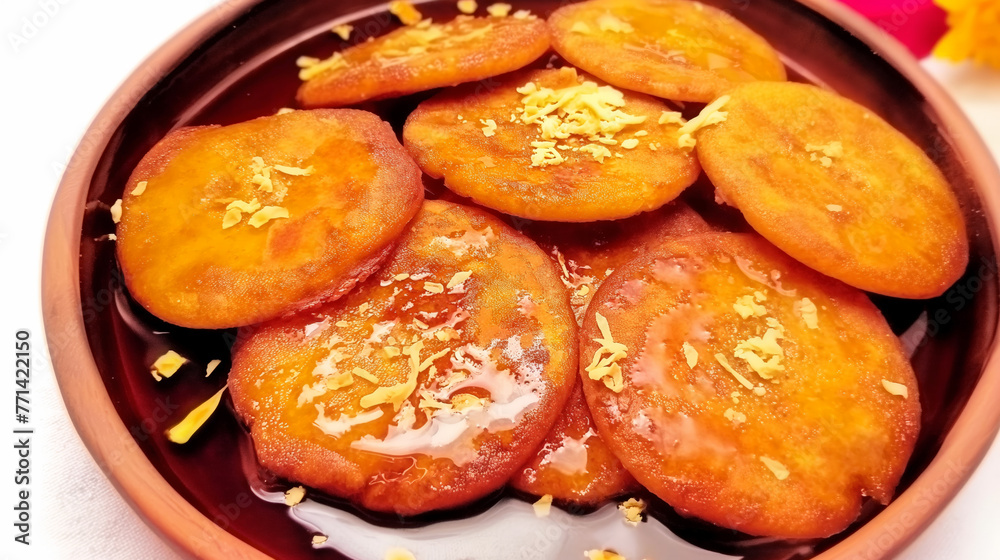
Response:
[77,1,996,559]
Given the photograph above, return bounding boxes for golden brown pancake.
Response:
[696,81,968,299]
[229,200,577,516]
[548,0,786,103]
[511,202,711,504]
[511,382,640,505]
[580,233,921,538]
[116,109,423,329]
[403,67,700,222]
[297,15,550,108]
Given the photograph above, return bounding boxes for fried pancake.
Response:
[229,200,577,516]
[511,382,639,505]
[116,109,422,329]
[579,233,921,538]
[525,202,713,324]
[296,15,550,108]
[511,202,710,504]
[696,82,968,299]
[548,0,786,103]
[403,67,700,222]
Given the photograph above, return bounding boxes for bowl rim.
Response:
[41,1,1000,559]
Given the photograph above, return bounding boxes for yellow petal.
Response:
[165,387,226,444]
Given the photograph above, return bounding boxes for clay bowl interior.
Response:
[42,0,1000,559]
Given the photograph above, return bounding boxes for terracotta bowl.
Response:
[42,0,1000,559]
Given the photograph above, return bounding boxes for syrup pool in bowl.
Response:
[74,0,997,559]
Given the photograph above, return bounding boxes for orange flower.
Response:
[933,0,1000,68]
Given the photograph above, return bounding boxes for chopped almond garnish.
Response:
[586,312,627,392]
[250,156,274,192]
[597,13,634,33]
[619,497,645,526]
[247,206,289,228]
[385,548,416,560]
[486,3,512,17]
[682,342,698,369]
[723,407,746,424]
[451,393,484,410]
[332,24,353,40]
[165,387,226,444]
[222,208,243,229]
[312,534,328,545]
[273,163,314,176]
[205,359,222,377]
[585,551,625,560]
[457,0,477,14]
[424,282,445,294]
[518,71,646,167]
[797,297,819,329]
[714,353,754,390]
[353,367,379,384]
[533,494,553,517]
[481,118,498,137]
[326,371,354,390]
[881,379,909,398]
[284,486,306,506]
[297,52,348,81]
[360,341,423,410]
[447,270,473,289]
[131,181,147,196]
[760,456,790,480]
[733,294,766,318]
[227,198,262,213]
[658,111,685,125]
[677,95,730,149]
[806,141,844,168]
[110,199,122,223]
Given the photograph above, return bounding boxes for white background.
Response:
[0,0,998,558]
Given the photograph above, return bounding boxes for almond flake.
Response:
[284,486,306,506]
[881,379,909,398]
[619,497,645,526]
[682,342,698,369]
[487,3,511,17]
[533,494,553,517]
[110,199,123,223]
[205,359,222,377]
[389,0,423,25]
[760,456,789,480]
[332,24,353,40]
[447,270,473,289]
[424,282,445,293]
[247,206,289,228]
